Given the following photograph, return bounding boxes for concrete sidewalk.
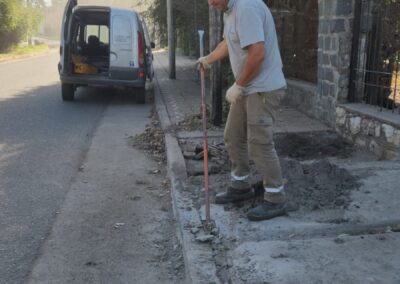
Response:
[153,50,400,283]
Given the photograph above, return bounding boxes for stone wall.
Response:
[272,1,356,128]
[336,105,400,160]
[273,0,400,159]
[283,79,318,119]
[316,0,355,126]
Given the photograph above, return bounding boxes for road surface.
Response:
[0,52,184,283]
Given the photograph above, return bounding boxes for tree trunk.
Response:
[209,7,223,125]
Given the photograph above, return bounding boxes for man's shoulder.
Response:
[237,0,267,11]
[236,0,268,18]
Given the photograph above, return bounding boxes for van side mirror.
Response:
[150,42,155,49]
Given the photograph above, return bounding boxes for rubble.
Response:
[129,110,166,162]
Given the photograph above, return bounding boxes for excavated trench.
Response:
[180,131,360,213]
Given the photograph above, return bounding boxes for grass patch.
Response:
[0,44,49,62]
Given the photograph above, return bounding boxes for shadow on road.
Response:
[0,82,148,284]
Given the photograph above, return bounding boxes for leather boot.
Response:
[215,187,255,204]
[247,201,287,221]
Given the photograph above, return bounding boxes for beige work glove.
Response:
[197,56,211,70]
[226,82,244,104]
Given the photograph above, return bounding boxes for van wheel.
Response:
[136,87,146,104]
[62,83,75,101]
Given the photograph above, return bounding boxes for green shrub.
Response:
[0,0,43,52]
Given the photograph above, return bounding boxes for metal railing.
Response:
[349,0,400,114]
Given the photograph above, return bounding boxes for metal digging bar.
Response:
[198,30,213,231]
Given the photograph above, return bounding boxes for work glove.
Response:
[226,83,244,104]
[197,56,211,70]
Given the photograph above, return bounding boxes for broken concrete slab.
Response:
[228,233,400,283]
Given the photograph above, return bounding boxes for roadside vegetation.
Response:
[0,44,48,62]
[0,0,45,52]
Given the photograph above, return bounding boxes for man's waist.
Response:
[243,81,287,95]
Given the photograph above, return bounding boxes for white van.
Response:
[58,0,154,103]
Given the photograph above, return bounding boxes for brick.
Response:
[331,19,346,33]
[324,37,331,50]
[330,83,337,97]
[369,140,384,158]
[322,81,331,96]
[320,19,330,34]
[393,130,400,147]
[336,0,353,16]
[330,54,339,67]
[382,124,395,143]
[324,68,335,82]
[336,107,347,125]
[318,36,324,50]
[349,116,361,134]
[323,54,330,65]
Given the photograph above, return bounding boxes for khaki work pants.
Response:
[224,89,286,203]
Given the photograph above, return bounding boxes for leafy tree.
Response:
[26,0,45,42]
[0,0,44,52]
[0,0,24,51]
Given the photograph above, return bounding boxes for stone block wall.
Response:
[316,0,355,126]
[336,105,400,160]
[283,79,318,118]
[277,1,356,128]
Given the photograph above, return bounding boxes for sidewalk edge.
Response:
[154,76,221,284]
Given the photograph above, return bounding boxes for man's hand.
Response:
[197,56,211,70]
[226,83,244,104]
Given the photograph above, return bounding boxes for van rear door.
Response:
[109,9,138,80]
[141,20,154,81]
[59,0,77,74]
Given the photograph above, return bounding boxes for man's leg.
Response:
[246,90,287,220]
[215,97,254,204]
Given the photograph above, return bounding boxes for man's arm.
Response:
[236,42,265,87]
[225,42,265,104]
[198,39,229,68]
[206,39,229,64]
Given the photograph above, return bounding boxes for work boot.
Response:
[215,187,255,204]
[247,201,287,221]
[252,181,265,207]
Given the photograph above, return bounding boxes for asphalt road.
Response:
[0,51,111,284]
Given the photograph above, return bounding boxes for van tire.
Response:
[62,83,75,101]
[136,87,146,104]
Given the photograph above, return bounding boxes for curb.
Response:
[154,76,221,283]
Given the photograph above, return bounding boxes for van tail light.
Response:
[138,31,145,68]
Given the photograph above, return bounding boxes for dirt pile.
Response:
[180,133,360,213]
[129,112,166,162]
[275,132,354,160]
[282,159,360,211]
[174,112,220,131]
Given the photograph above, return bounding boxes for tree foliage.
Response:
[0,0,44,52]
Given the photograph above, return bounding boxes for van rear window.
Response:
[85,25,109,44]
[112,16,132,44]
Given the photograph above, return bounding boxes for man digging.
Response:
[198,0,287,221]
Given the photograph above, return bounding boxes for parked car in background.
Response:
[58,0,155,103]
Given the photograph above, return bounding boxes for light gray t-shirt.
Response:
[223,0,286,94]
